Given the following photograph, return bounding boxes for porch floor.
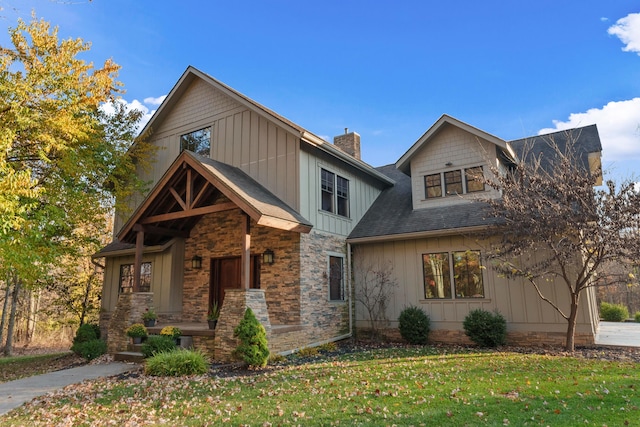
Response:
[147,323,305,337]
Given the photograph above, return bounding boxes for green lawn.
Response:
[0,352,76,383]
[2,346,639,426]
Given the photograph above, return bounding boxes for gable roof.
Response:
[348,165,497,243]
[396,114,512,175]
[117,150,312,247]
[140,66,393,187]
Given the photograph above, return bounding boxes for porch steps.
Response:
[114,342,144,363]
[114,351,144,363]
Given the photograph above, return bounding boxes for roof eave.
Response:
[347,225,490,244]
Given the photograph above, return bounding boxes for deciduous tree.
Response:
[482,131,640,351]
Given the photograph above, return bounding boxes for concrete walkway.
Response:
[0,362,137,416]
[595,321,640,347]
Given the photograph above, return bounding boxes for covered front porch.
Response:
[102,150,313,361]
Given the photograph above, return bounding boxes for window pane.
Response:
[453,251,484,298]
[444,170,463,195]
[465,166,485,193]
[423,253,451,298]
[180,127,211,157]
[321,169,334,213]
[119,262,152,293]
[329,256,344,301]
[336,176,349,217]
[424,173,442,198]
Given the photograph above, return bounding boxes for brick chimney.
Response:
[333,128,361,160]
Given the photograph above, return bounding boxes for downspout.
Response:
[347,242,353,337]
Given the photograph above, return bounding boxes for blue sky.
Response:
[1,1,640,181]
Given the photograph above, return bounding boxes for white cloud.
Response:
[143,95,167,106]
[538,98,640,161]
[100,97,161,134]
[608,13,640,55]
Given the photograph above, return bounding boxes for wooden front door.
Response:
[209,256,260,309]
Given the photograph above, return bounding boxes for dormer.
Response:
[396,115,513,211]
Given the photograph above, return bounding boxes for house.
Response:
[348,115,601,345]
[95,67,602,359]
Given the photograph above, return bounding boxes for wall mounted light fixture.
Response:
[262,249,275,265]
[191,255,202,269]
[445,162,453,167]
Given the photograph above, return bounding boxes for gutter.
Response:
[347,225,490,244]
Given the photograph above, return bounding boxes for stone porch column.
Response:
[213,289,271,362]
[107,292,154,354]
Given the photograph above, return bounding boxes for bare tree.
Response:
[482,130,640,351]
[353,249,398,339]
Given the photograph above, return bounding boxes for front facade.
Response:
[96,69,602,359]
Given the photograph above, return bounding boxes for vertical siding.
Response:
[299,149,383,236]
[353,236,596,335]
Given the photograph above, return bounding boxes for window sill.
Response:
[318,210,352,221]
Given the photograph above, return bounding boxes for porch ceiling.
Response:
[117,151,312,246]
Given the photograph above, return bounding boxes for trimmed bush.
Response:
[398,306,430,345]
[233,308,270,368]
[600,302,629,322]
[73,323,100,345]
[141,335,176,358]
[71,339,107,360]
[463,309,507,348]
[144,348,208,376]
[635,312,640,323]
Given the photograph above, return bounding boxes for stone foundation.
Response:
[106,292,154,354]
[213,289,271,362]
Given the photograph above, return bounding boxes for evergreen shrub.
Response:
[463,309,507,347]
[71,339,107,360]
[600,302,629,322]
[141,335,176,358]
[233,308,270,368]
[398,306,430,344]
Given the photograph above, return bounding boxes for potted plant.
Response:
[142,307,157,327]
[125,323,148,344]
[160,325,182,345]
[207,302,220,329]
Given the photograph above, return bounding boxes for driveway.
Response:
[595,321,640,347]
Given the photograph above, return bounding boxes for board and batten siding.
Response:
[115,77,300,234]
[101,239,184,315]
[409,125,501,210]
[299,149,383,236]
[354,235,596,336]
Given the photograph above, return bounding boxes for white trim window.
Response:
[321,168,350,217]
[328,254,345,301]
[424,166,485,198]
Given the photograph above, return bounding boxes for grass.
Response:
[0,352,79,383]
[2,346,640,426]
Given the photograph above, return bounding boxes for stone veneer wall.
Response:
[106,292,154,354]
[298,230,351,343]
[214,289,271,361]
[182,208,301,326]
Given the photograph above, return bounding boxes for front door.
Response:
[209,256,260,310]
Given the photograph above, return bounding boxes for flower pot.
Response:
[132,336,143,344]
[143,319,156,327]
[208,319,218,330]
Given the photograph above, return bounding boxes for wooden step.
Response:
[114,351,145,363]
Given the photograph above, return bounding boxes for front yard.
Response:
[2,344,639,426]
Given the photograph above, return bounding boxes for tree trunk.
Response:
[0,277,12,350]
[25,289,40,344]
[4,276,21,356]
[79,268,96,326]
[565,292,581,352]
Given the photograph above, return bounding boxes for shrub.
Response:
[318,342,338,352]
[233,308,270,368]
[144,348,208,376]
[398,306,430,344]
[71,339,107,360]
[296,346,319,357]
[463,309,507,348]
[141,335,176,358]
[160,326,182,339]
[73,323,100,345]
[600,302,629,322]
[125,323,148,338]
[635,312,640,323]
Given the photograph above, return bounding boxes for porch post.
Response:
[133,225,144,293]
[241,213,251,290]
